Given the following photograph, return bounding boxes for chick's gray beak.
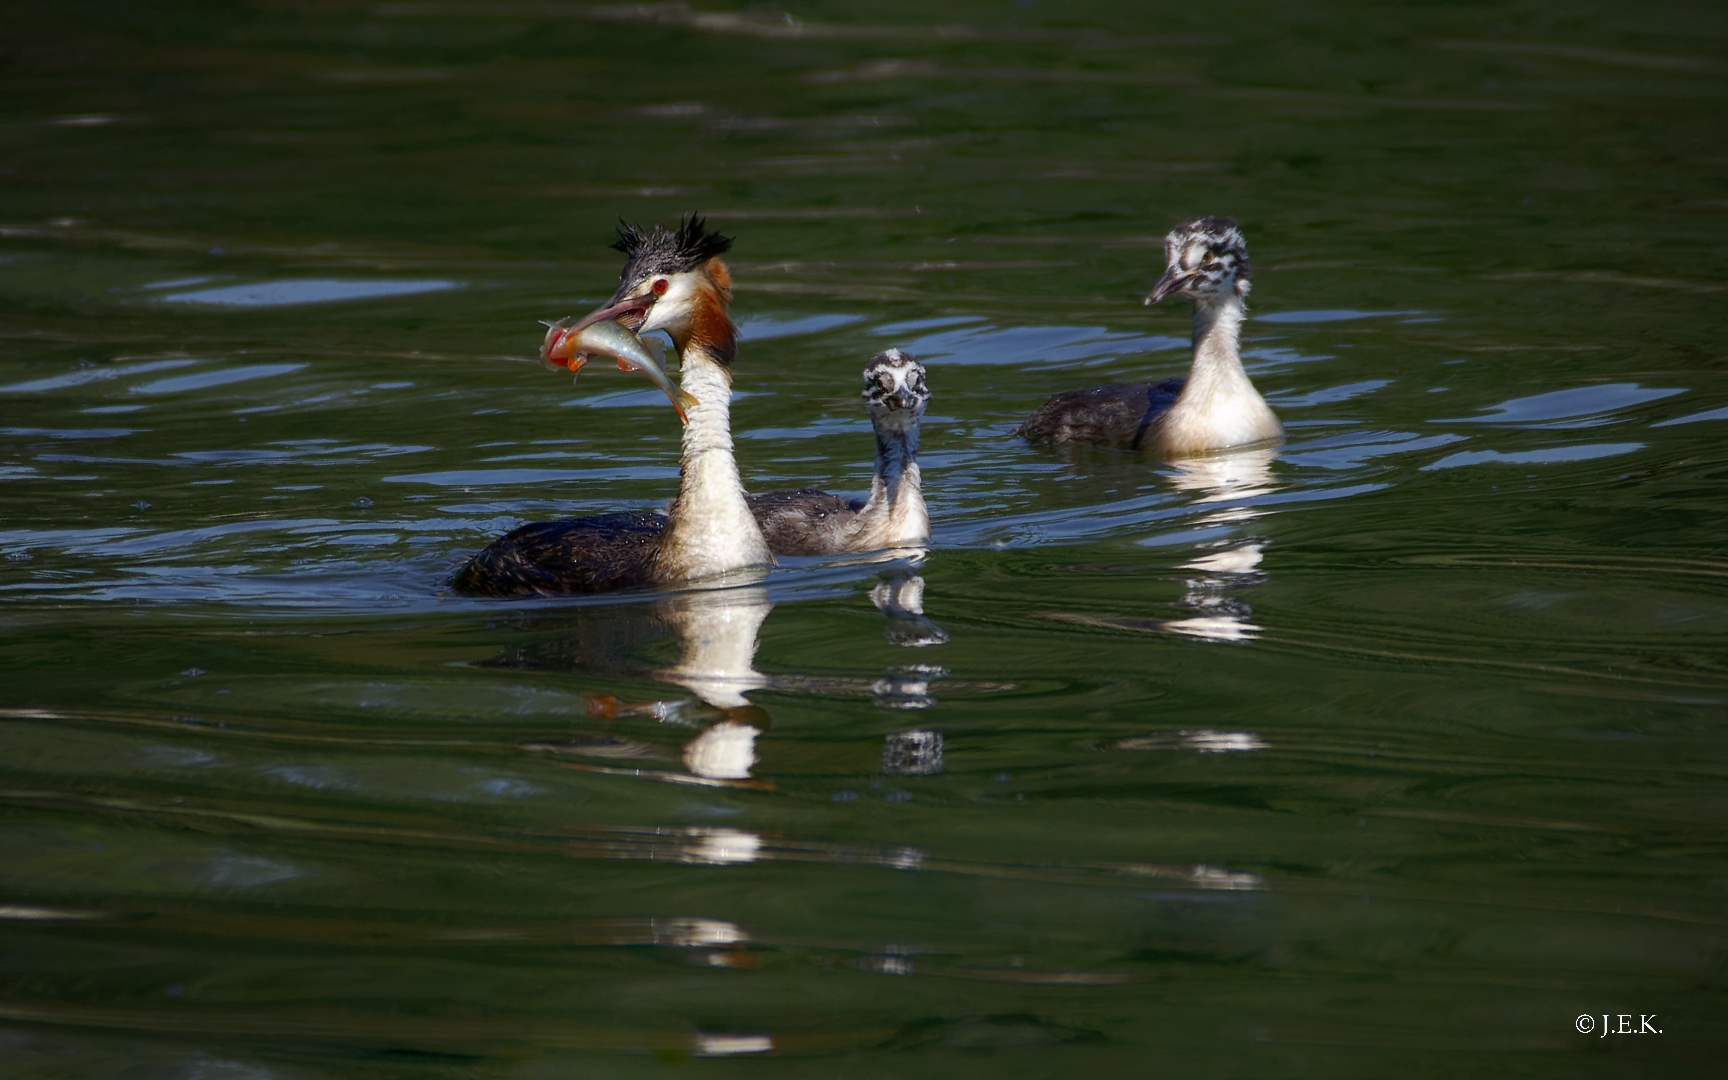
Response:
[1145,266,1187,305]
[886,388,919,410]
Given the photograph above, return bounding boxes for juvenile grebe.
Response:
[747,349,930,556]
[1020,217,1282,455]
[452,216,772,597]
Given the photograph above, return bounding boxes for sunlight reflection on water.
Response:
[159,278,461,307]
[1442,382,1685,426]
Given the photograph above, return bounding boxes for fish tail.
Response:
[673,389,699,425]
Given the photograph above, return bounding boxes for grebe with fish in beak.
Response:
[452,215,772,597]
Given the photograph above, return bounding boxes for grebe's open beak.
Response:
[573,294,654,336]
[539,293,654,367]
[539,298,697,424]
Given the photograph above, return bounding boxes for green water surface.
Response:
[2,2,1726,1075]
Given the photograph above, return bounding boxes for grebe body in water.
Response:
[748,350,930,556]
[452,216,771,598]
[1020,216,1281,455]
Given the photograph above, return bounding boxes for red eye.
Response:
[652,279,669,296]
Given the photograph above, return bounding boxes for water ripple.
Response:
[160,279,461,307]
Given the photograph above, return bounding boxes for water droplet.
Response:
[352,496,373,508]
[4,550,31,562]
[131,500,151,511]
[181,667,206,677]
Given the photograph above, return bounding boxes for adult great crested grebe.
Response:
[747,349,930,557]
[1019,216,1282,455]
[451,216,772,598]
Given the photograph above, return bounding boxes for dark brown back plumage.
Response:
[450,511,666,598]
[1017,378,1184,451]
[745,488,866,556]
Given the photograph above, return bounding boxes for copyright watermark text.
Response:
[1576,1014,1661,1036]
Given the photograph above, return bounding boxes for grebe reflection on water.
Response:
[496,569,951,784]
[658,586,773,780]
[489,586,775,784]
[871,567,948,647]
[1037,448,1279,643]
[1165,449,1277,641]
[1167,446,1280,505]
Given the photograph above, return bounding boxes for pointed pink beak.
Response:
[541,296,654,369]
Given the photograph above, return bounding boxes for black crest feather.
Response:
[611,214,733,285]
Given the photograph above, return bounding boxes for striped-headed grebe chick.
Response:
[1020,216,1281,456]
[748,349,930,557]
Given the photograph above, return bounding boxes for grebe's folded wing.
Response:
[746,488,863,556]
[1019,379,1183,450]
[451,511,666,598]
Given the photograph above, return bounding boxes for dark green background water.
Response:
[2,2,1725,1075]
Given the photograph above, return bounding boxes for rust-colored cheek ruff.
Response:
[704,256,733,295]
[689,259,738,367]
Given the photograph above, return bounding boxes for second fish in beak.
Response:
[541,316,699,425]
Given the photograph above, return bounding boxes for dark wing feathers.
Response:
[449,511,665,598]
[746,488,863,556]
[1018,379,1184,450]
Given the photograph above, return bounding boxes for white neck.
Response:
[652,345,773,583]
[1158,294,1282,455]
[848,411,928,551]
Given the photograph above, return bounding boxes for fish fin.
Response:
[676,389,700,425]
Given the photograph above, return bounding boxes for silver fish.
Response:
[541,316,698,424]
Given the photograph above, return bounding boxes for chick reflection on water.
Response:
[1040,448,1279,642]
[871,568,948,647]
[1164,449,1277,642]
[882,729,943,775]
